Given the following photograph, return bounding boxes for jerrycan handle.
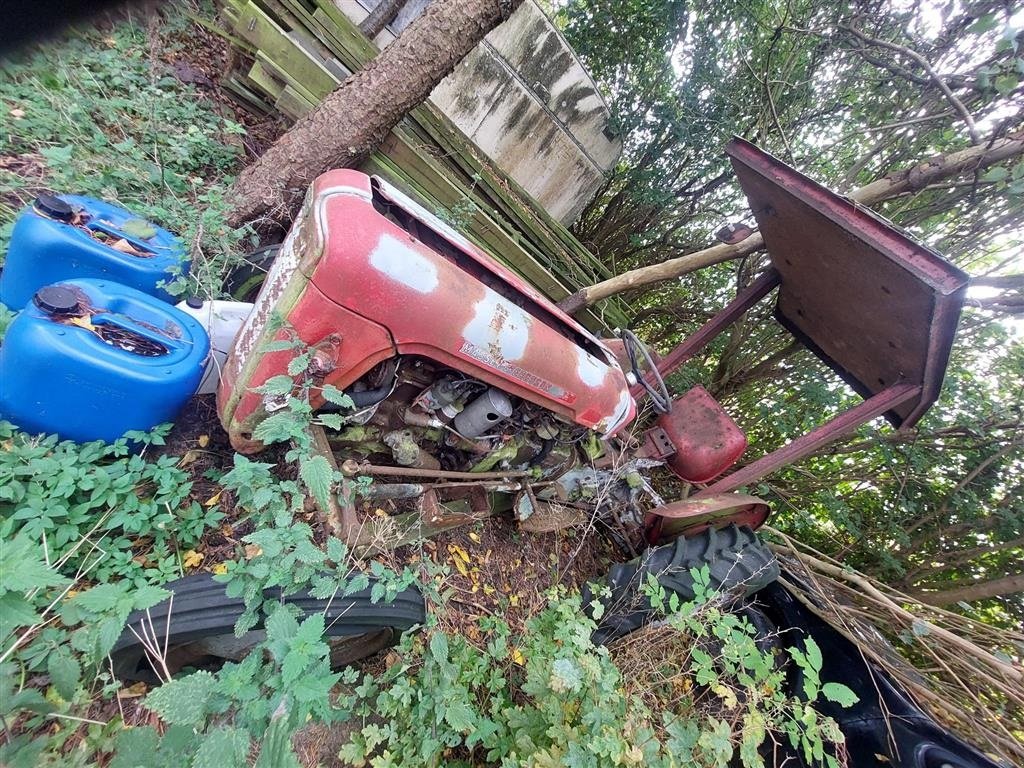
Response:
[88,312,191,356]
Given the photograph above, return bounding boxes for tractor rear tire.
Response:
[585,524,778,645]
[110,573,424,681]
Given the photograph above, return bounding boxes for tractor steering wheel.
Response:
[621,329,671,414]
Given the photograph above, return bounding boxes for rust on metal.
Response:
[645,492,771,544]
[726,137,968,428]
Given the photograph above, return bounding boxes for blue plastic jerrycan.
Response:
[0,279,210,443]
[0,194,188,309]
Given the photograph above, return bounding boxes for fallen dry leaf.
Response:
[182,550,204,569]
[117,681,148,699]
[204,490,222,507]
[109,237,147,256]
[197,434,210,448]
[244,544,262,559]
[68,316,96,332]
[211,562,229,575]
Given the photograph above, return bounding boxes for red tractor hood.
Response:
[219,170,634,445]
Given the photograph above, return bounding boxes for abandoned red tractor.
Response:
[214,137,967,551]
[110,139,1001,768]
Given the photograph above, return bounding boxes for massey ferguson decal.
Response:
[459,340,571,402]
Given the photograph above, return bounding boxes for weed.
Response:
[0,9,250,298]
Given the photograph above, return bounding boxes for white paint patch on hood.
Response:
[368,233,439,294]
[463,288,531,362]
[576,346,609,387]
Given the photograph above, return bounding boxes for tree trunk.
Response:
[557,132,1024,315]
[359,0,408,40]
[910,571,1024,606]
[225,0,523,228]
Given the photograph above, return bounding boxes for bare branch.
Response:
[841,23,980,143]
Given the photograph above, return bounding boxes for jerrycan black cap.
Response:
[34,193,75,222]
[34,285,81,315]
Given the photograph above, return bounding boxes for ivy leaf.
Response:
[48,649,81,700]
[821,682,859,707]
[300,455,333,511]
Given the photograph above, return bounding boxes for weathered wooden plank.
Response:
[275,84,316,118]
[246,57,286,99]
[231,1,337,98]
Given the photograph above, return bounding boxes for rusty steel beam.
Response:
[630,267,781,401]
[341,460,530,481]
[697,382,921,496]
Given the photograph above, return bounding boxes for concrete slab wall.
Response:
[337,0,621,225]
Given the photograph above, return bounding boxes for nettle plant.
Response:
[0,421,220,586]
[338,573,856,768]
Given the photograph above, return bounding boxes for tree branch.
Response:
[841,23,980,143]
[910,571,1024,606]
[558,132,1024,314]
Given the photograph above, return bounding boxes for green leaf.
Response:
[0,594,40,637]
[260,339,302,353]
[967,12,998,34]
[191,727,250,768]
[300,455,333,511]
[96,615,127,660]
[255,711,302,768]
[47,649,81,700]
[911,618,932,637]
[982,166,1009,183]
[110,726,161,768]
[0,534,69,594]
[994,74,1019,96]
[804,636,823,673]
[444,697,476,732]
[320,384,354,408]
[119,218,158,240]
[287,351,312,377]
[145,670,218,726]
[821,682,859,707]
[317,413,345,430]
[257,375,296,396]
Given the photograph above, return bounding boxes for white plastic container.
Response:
[175,299,254,395]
